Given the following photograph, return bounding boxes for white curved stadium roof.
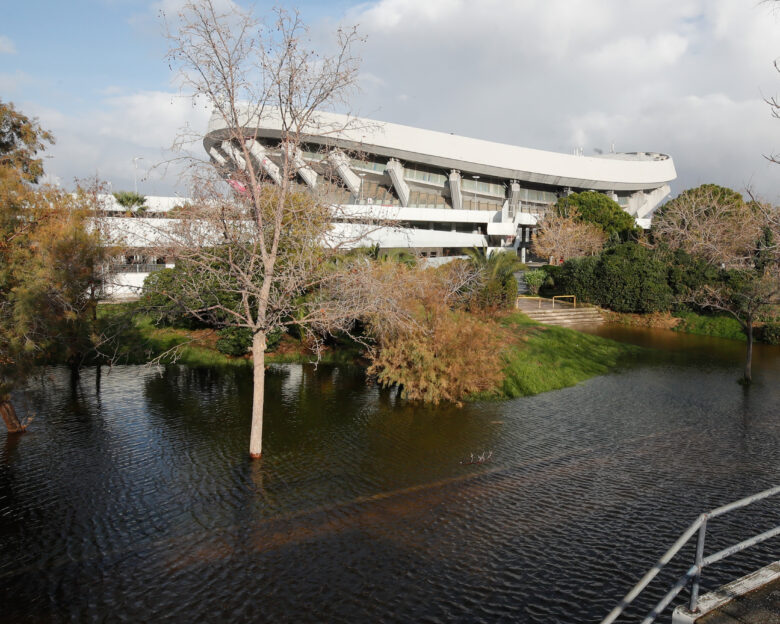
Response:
[205,108,676,193]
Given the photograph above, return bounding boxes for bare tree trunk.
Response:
[744,320,754,385]
[0,399,24,434]
[249,331,267,458]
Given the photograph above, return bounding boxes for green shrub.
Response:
[556,243,673,313]
[215,327,283,356]
[464,249,522,310]
[554,191,640,240]
[558,255,600,303]
[538,264,563,296]
[758,322,780,345]
[541,264,562,282]
[216,327,252,356]
[503,275,519,305]
[665,249,719,302]
[113,191,146,210]
[141,260,243,328]
[524,269,546,295]
[595,243,673,313]
[141,268,205,328]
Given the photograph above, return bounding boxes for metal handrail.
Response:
[552,295,576,309]
[601,484,780,624]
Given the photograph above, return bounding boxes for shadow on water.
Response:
[0,327,778,622]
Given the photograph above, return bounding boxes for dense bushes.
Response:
[368,308,504,405]
[547,240,780,344]
[215,327,283,356]
[141,268,204,328]
[596,243,673,313]
[464,249,522,310]
[758,322,780,345]
[556,242,673,313]
[215,327,252,356]
[142,266,284,352]
[665,250,719,302]
[554,191,640,240]
[523,269,546,295]
[556,255,599,301]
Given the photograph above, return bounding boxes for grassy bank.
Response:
[494,313,643,398]
[101,305,644,400]
[672,311,745,341]
[605,309,752,342]
[99,304,364,368]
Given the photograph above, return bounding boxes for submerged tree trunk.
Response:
[249,331,267,459]
[743,320,753,385]
[0,399,24,434]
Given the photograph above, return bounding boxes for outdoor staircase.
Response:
[515,270,529,295]
[516,297,604,327]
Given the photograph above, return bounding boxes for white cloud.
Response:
[26,91,210,196]
[584,34,688,72]
[340,0,780,198]
[12,0,780,201]
[0,35,16,54]
[0,70,32,94]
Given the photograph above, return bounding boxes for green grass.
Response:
[98,303,365,368]
[114,318,252,368]
[100,305,642,399]
[673,311,745,341]
[493,313,644,398]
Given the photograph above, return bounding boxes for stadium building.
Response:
[104,110,676,298]
[204,108,677,263]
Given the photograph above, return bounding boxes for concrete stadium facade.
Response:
[204,108,677,262]
[103,110,676,299]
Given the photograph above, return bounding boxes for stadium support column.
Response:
[282,143,318,189]
[328,150,361,196]
[448,170,463,210]
[509,180,521,217]
[209,147,228,166]
[385,158,410,207]
[635,185,671,219]
[221,141,247,171]
[245,140,282,185]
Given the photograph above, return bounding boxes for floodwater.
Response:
[1,327,779,623]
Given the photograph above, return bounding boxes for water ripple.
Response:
[1,338,779,622]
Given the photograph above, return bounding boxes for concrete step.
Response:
[519,306,603,326]
[514,271,529,294]
[534,318,604,326]
[522,308,601,317]
[524,316,602,323]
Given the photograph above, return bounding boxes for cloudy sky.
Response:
[3,0,780,199]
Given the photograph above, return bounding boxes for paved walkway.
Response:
[697,577,780,623]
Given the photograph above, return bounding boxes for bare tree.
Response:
[653,184,780,383]
[531,208,606,263]
[690,266,780,382]
[161,1,370,458]
[651,185,765,268]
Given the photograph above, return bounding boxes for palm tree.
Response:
[378,248,417,266]
[463,247,522,281]
[463,246,522,308]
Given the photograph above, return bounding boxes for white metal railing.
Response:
[602,485,780,624]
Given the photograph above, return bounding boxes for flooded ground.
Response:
[1,327,778,622]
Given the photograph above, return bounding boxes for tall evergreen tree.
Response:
[1,101,107,433]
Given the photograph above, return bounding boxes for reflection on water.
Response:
[1,329,779,622]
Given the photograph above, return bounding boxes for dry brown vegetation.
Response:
[335,260,507,405]
[531,207,606,262]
